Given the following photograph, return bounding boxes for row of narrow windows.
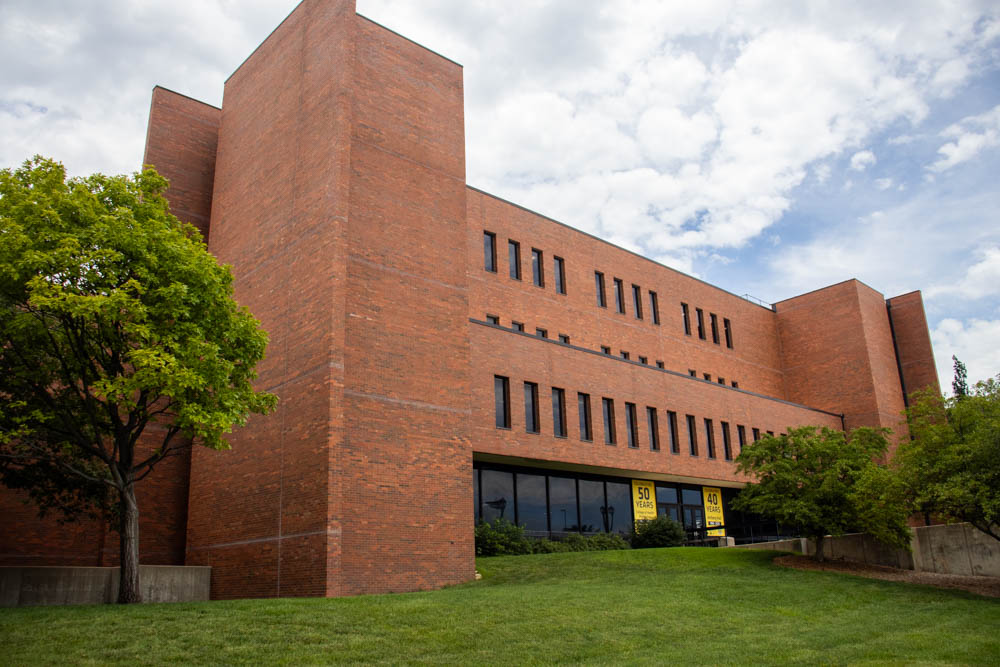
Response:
[483,231,566,295]
[681,303,733,349]
[485,315,738,388]
[594,271,661,325]
[494,376,774,461]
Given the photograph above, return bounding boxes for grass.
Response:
[2,548,998,665]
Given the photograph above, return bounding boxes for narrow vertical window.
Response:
[524,382,539,434]
[647,407,659,451]
[667,411,680,454]
[752,427,761,442]
[696,308,705,339]
[531,248,544,286]
[578,393,592,441]
[508,240,521,280]
[602,398,617,445]
[722,421,732,460]
[483,231,496,272]
[737,425,747,454]
[554,256,566,295]
[614,278,625,314]
[494,375,510,428]
[595,271,606,307]
[681,303,691,335]
[625,402,638,448]
[705,418,716,459]
[686,414,698,455]
[552,387,567,437]
[724,318,733,348]
[649,291,660,325]
[710,313,720,344]
[632,284,643,319]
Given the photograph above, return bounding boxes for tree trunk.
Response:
[117,484,142,604]
[813,534,825,562]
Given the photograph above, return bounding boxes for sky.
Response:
[2,0,999,390]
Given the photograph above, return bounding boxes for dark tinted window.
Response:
[696,308,705,339]
[578,393,592,441]
[515,473,547,532]
[578,479,605,533]
[558,333,570,344]
[705,418,716,459]
[737,424,747,454]
[494,375,510,428]
[508,240,521,279]
[480,469,513,522]
[711,313,720,344]
[647,407,659,451]
[535,328,547,338]
[722,421,732,460]
[656,360,664,369]
[524,382,539,433]
[604,482,632,535]
[595,271,606,307]
[549,477,578,532]
[483,231,496,272]
[681,303,691,335]
[603,398,616,445]
[512,321,524,332]
[486,314,499,325]
[632,284,643,319]
[724,318,733,348]
[614,278,625,314]
[554,256,566,294]
[650,291,660,325]
[552,387,567,437]
[667,411,680,453]
[625,402,638,448]
[687,414,698,455]
[532,249,543,286]
[752,427,761,442]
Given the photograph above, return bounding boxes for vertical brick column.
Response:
[887,291,941,402]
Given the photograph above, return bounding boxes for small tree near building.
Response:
[897,379,1000,541]
[0,157,277,603]
[733,426,911,561]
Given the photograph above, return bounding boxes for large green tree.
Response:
[897,379,1000,541]
[733,426,911,560]
[0,157,277,603]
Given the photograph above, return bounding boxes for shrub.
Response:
[530,539,570,554]
[632,516,686,548]
[474,518,532,556]
[586,532,631,551]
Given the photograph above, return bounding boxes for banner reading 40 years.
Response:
[702,487,726,536]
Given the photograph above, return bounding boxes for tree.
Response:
[897,379,1000,541]
[0,157,277,603]
[952,355,969,398]
[733,426,911,561]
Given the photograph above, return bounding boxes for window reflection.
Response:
[578,479,604,533]
[480,470,513,522]
[516,473,547,532]
[548,477,578,532]
[605,481,631,535]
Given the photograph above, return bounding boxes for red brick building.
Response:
[0,0,938,599]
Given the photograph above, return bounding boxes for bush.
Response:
[474,518,532,556]
[586,532,631,551]
[530,539,570,554]
[632,516,686,548]
[530,532,631,554]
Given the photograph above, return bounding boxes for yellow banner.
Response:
[702,487,725,536]
[631,480,657,526]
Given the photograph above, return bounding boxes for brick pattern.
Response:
[887,291,941,401]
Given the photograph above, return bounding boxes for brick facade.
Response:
[0,0,940,598]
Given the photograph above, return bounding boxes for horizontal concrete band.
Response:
[0,565,211,607]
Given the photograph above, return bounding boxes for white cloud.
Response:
[927,246,1000,300]
[850,150,877,171]
[929,104,1000,172]
[932,317,1000,388]
[874,177,893,190]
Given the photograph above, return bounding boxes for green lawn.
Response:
[2,548,997,665]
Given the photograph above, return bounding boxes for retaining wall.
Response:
[0,565,211,606]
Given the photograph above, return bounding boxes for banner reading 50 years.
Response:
[631,480,657,526]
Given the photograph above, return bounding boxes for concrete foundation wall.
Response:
[731,523,999,577]
[0,565,211,607]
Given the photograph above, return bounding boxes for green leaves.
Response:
[0,156,277,520]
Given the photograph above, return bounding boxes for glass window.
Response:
[515,473,547,532]
[667,411,680,454]
[494,376,510,428]
[722,421,732,460]
[480,469,513,522]
[604,481,632,535]
[718,377,725,385]
[681,303,691,335]
[696,308,705,339]
[554,256,566,294]
[524,382,539,433]
[650,291,660,325]
[536,328,547,338]
[595,271,606,307]
[682,488,702,506]
[753,427,761,442]
[486,314,499,325]
[647,407,659,451]
[711,313,720,344]
[731,380,739,389]
[724,318,733,348]
[625,402,638,448]
[687,414,698,455]
[656,486,678,504]
[603,398,616,445]
[601,346,611,355]
[552,387,567,437]
[683,506,705,530]
[737,425,747,453]
[512,321,524,332]
[639,356,647,365]
[578,392,592,441]
[614,278,625,314]
[473,469,480,521]
[483,231,496,272]
[703,373,711,381]
[632,284,643,319]
[621,351,630,360]
[558,333,570,344]
[656,361,664,369]
[705,418,716,459]
[532,248,543,287]
[508,240,521,280]
[549,477,578,532]
[689,369,697,377]
[578,479,605,534]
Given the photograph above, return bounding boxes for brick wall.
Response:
[887,291,941,402]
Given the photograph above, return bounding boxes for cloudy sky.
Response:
[3,0,999,389]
